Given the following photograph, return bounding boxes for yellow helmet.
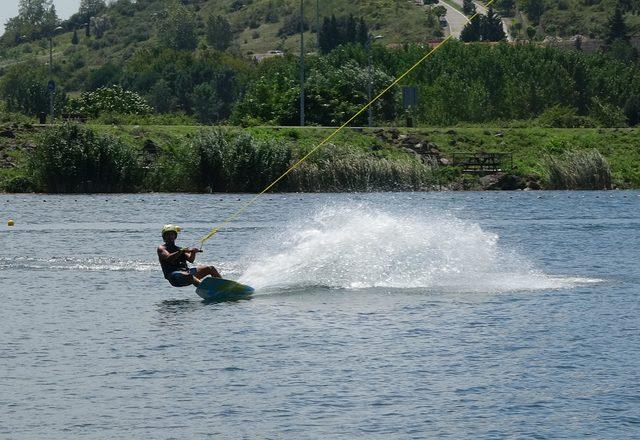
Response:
[161,224,182,237]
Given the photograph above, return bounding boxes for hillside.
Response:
[0,0,438,92]
[1,0,637,93]
[500,0,640,40]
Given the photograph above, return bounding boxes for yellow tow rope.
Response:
[199,2,493,247]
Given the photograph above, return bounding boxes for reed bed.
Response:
[541,149,612,190]
[287,156,435,192]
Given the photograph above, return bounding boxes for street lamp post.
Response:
[299,0,305,126]
[367,34,383,128]
[48,26,64,123]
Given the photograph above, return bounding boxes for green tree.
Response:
[318,15,369,54]
[460,9,505,42]
[148,79,175,113]
[624,95,640,126]
[357,17,368,46]
[4,0,59,42]
[606,6,628,43]
[78,0,106,21]
[495,0,515,16]
[460,18,481,41]
[86,62,122,90]
[192,82,221,123]
[526,25,537,41]
[433,6,447,18]
[71,29,79,45]
[522,0,545,24]
[463,0,476,16]
[0,62,65,117]
[206,15,233,51]
[483,6,506,41]
[158,4,198,51]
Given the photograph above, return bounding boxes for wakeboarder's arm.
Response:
[157,246,184,263]
[184,248,201,263]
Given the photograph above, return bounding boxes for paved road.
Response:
[450,0,513,41]
[437,1,470,38]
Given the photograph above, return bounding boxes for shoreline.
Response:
[1,124,638,192]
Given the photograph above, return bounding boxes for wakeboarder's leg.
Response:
[196,265,221,279]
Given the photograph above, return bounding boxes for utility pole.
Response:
[49,35,54,122]
[48,26,63,123]
[367,35,382,128]
[316,0,320,50]
[300,0,305,126]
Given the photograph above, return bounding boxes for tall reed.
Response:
[287,155,435,192]
[541,149,612,190]
[31,124,140,192]
[187,129,291,192]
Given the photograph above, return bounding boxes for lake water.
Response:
[1,192,639,439]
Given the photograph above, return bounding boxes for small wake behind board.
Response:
[195,277,254,301]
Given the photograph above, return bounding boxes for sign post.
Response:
[402,86,418,127]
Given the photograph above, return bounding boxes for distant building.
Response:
[251,50,285,62]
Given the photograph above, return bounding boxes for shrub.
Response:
[541,149,612,190]
[30,124,141,192]
[187,130,292,192]
[66,85,153,118]
[589,97,628,128]
[537,105,596,128]
[2,175,34,193]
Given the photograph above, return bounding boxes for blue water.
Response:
[1,192,639,438]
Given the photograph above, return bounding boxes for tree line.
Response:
[2,2,640,127]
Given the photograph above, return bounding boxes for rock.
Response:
[388,128,400,139]
[413,142,426,153]
[494,131,504,137]
[479,172,526,190]
[524,174,542,190]
[439,157,451,165]
[143,139,160,155]
[371,144,382,151]
[402,147,420,157]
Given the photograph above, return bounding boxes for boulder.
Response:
[479,172,526,190]
[525,175,542,190]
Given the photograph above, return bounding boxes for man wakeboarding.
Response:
[157,224,221,287]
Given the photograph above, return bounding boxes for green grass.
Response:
[2,124,640,191]
[69,124,640,188]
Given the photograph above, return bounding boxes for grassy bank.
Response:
[1,124,638,192]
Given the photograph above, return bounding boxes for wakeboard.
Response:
[195,277,254,301]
